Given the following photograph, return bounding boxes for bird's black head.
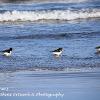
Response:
[10,48,13,51]
[59,48,63,50]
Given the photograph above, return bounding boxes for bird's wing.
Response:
[52,49,59,52]
[96,46,100,49]
[2,49,10,52]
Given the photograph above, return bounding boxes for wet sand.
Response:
[0,69,100,100]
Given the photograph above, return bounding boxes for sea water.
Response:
[0,0,100,100]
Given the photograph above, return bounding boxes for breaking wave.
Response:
[0,9,100,22]
[0,0,89,3]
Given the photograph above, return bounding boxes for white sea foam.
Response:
[0,9,100,22]
[0,0,89,3]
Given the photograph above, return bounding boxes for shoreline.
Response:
[0,66,99,73]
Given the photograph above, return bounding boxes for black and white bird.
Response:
[1,48,13,56]
[95,46,100,53]
[52,48,63,57]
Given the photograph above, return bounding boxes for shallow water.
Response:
[0,19,100,71]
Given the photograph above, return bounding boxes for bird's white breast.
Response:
[3,52,11,56]
[53,51,62,56]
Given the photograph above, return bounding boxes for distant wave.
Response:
[0,31,99,40]
[0,9,100,22]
